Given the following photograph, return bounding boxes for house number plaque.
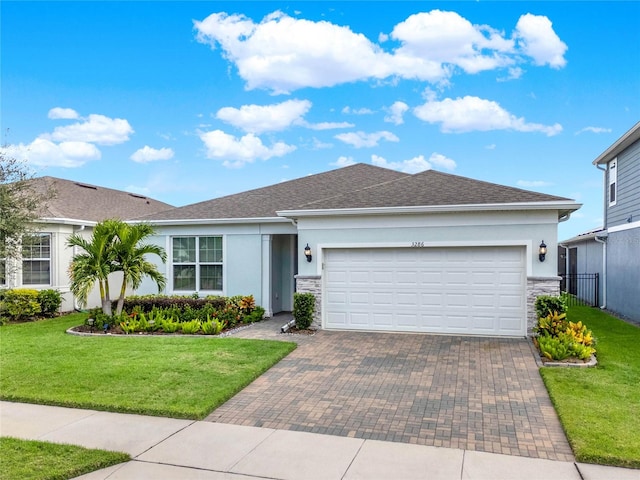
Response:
[411,242,425,247]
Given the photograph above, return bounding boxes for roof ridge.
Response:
[297,168,415,209]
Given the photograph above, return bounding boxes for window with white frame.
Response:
[609,159,617,206]
[172,236,223,292]
[22,234,51,285]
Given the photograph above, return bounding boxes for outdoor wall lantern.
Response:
[304,243,313,262]
[539,241,547,262]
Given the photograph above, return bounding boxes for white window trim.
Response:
[170,235,224,294]
[608,158,617,207]
[21,233,52,286]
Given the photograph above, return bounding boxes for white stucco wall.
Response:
[295,210,561,278]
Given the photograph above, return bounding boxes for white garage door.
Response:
[324,246,526,336]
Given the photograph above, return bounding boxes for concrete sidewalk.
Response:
[1,401,637,480]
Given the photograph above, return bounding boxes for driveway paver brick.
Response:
[208,316,573,462]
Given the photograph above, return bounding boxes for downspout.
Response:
[595,163,608,310]
[594,235,607,309]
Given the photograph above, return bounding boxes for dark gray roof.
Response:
[139,163,575,223]
[139,163,408,221]
[30,176,175,222]
[294,169,573,211]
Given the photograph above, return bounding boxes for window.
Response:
[609,159,617,206]
[0,259,5,286]
[22,234,51,285]
[172,236,223,292]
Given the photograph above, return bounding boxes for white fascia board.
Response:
[278,201,581,219]
[37,217,97,227]
[608,220,640,233]
[592,121,640,165]
[128,217,290,226]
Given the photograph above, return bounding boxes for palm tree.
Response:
[67,219,166,316]
[111,222,166,315]
[67,219,120,315]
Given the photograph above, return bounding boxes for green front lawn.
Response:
[0,313,296,419]
[0,437,129,480]
[540,305,640,468]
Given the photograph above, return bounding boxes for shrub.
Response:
[201,315,226,335]
[160,316,181,333]
[535,295,567,318]
[3,289,41,320]
[535,311,569,337]
[180,319,202,334]
[293,293,315,330]
[245,306,265,323]
[38,289,63,317]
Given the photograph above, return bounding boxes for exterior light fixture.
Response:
[304,243,312,262]
[539,241,547,262]
[87,318,95,333]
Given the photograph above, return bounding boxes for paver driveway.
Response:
[208,317,573,462]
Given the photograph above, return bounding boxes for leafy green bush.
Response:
[119,317,139,334]
[3,289,41,320]
[201,316,225,335]
[245,306,265,323]
[538,335,572,361]
[180,319,202,334]
[160,316,181,333]
[38,289,63,317]
[293,293,315,330]
[535,311,569,337]
[535,295,567,318]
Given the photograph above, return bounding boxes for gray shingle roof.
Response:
[138,163,575,223]
[139,163,408,221]
[30,176,174,222]
[294,169,573,210]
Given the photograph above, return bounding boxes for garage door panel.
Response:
[324,247,525,336]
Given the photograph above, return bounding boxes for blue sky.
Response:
[2,1,639,240]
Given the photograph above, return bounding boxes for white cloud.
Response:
[372,154,431,174]
[342,106,375,115]
[44,114,134,145]
[497,66,524,82]
[577,126,612,135]
[390,10,515,75]
[413,95,562,136]
[194,10,567,93]
[130,146,175,163]
[335,131,399,148]
[372,152,456,174]
[517,180,553,187]
[195,11,396,94]
[311,137,333,149]
[304,121,354,131]
[5,138,101,168]
[199,129,296,168]
[216,99,311,134]
[331,156,356,167]
[514,14,567,68]
[428,152,457,170]
[384,101,409,125]
[48,107,79,120]
[485,144,496,150]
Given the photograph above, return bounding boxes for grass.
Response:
[0,313,296,419]
[539,305,640,468]
[0,437,129,480]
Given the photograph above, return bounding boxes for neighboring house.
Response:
[591,121,640,321]
[558,228,605,307]
[137,163,580,337]
[1,176,174,312]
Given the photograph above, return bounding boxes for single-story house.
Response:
[136,163,581,337]
[1,176,174,312]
